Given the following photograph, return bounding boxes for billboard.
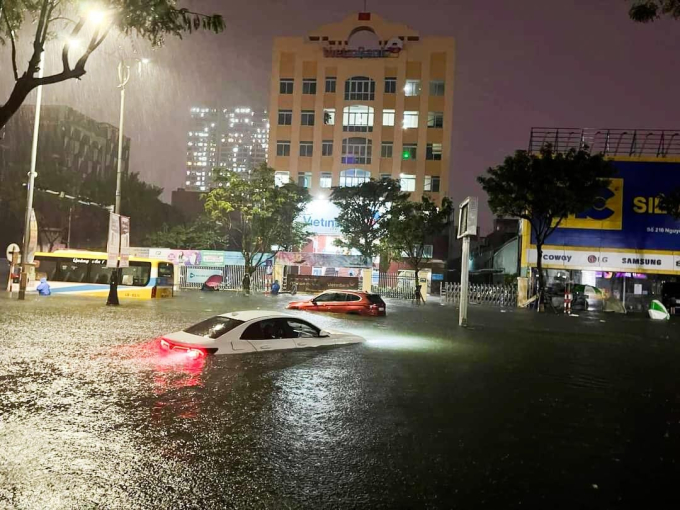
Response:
[300,200,342,235]
[526,160,680,274]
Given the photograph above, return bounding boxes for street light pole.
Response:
[107,61,131,306]
[18,51,45,301]
[115,60,130,215]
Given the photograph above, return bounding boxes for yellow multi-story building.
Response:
[267,12,455,203]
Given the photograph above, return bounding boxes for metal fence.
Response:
[179,265,268,292]
[441,283,517,308]
[529,127,680,158]
[359,272,419,299]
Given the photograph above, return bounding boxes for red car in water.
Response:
[287,290,386,316]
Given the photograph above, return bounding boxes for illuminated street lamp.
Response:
[107,56,149,306]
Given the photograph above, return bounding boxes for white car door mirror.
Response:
[319,330,330,338]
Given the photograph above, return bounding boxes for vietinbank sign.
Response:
[300,200,342,235]
[527,248,680,274]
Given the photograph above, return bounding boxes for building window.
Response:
[302,79,317,94]
[426,143,443,160]
[340,169,371,187]
[301,110,315,126]
[279,79,293,94]
[278,109,292,125]
[344,76,375,101]
[323,108,335,125]
[402,143,417,160]
[427,111,444,128]
[320,172,332,188]
[400,173,416,191]
[424,176,441,192]
[325,77,336,93]
[341,137,372,164]
[342,105,374,132]
[430,80,445,96]
[381,141,393,158]
[403,111,419,129]
[276,140,290,156]
[383,109,395,126]
[299,141,314,157]
[404,79,421,97]
[275,171,290,186]
[298,172,312,188]
[380,173,392,180]
[384,77,397,94]
[322,140,333,156]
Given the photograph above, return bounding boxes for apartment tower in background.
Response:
[185,107,269,191]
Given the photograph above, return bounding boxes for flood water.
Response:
[1,291,679,508]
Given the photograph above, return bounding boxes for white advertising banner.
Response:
[528,248,680,274]
[119,216,130,268]
[106,213,120,268]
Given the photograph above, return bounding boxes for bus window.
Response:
[88,259,113,284]
[158,263,174,278]
[121,262,151,287]
[58,258,90,283]
[34,257,59,281]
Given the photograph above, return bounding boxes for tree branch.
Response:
[2,9,19,81]
[61,16,86,73]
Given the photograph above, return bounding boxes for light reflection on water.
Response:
[1,291,679,508]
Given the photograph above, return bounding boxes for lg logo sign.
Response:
[587,255,608,264]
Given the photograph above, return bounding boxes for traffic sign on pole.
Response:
[6,243,20,260]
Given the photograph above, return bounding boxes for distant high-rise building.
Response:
[184,107,269,191]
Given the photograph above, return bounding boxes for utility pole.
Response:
[18,51,44,301]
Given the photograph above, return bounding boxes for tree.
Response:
[659,188,680,219]
[477,145,616,305]
[628,1,680,22]
[330,178,408,264]
[0,1,224,129]
[144,216,228,250]
[204,164,310,292]
[387,196,453,302]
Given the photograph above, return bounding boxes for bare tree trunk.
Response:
[536,241,545,311]
[0,79,37,130]
[414,266,421,303]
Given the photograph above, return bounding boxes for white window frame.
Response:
[322,140,333,156]
[298,172,312,188]
[279,79,294,94]
[276,140,290,156]
[341,137,372,165]
[301,110,315,126]
[381,141,393,158]
[339,169,371,187]
[400,173,416,192]
[299,141,314,157]
[427,111,444,128]
[320,172,332,188]
[345,76,375,101]
[382,109,395,127]
[429,80,445,96]
[404,79,421,97]
[342,105,374,132]
[426,143,443,160]
[424,175,441,192]
[302,79,317,94]
[278,109,292,126]
[323,108,335,125]
[275,171,290,186]
[403,111,419,129]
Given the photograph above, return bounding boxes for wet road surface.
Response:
[1,292,679,509]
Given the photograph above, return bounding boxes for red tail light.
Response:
[159,337,206,358]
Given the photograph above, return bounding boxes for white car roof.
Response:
[217,310,295,322]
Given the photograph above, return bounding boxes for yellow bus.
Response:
[20,250,174,299]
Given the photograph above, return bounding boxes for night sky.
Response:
[2,0,679,230]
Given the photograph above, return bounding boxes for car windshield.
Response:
[367,294,385,305]
[184,316,244,339]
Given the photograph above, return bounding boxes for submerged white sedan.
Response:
[159,310,365,358]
